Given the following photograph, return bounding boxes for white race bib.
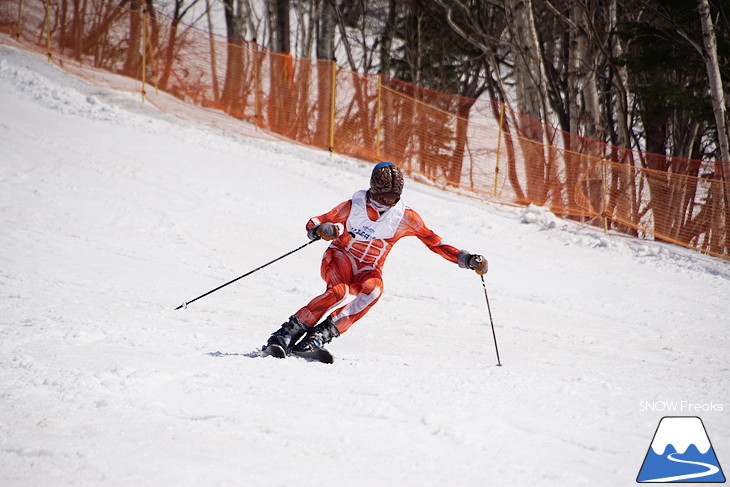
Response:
[344,190,405,269]
[346,190,404,240]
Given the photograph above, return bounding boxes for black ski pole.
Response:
[175,238,320,310]
[480,274,502,366]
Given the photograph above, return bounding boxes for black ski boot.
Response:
[262,315,308,358]
[291,317,340,363]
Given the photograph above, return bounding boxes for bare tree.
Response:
[698,0,730,166]
[221,0,255,111]
[698,0,730,250]
[316,0,335,61]
[272,0,290,53]
[158,0,204,89]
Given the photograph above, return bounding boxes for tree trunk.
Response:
[221,0,246,113]
[507,0,551,204]
[124,0,142,77]
[568,2,600,140]
[379,0,397,76]
[269,0,293,136]
[697,0,730,166]
[314,0,335,149]
[697,0,730,253]
[274,0,290,53]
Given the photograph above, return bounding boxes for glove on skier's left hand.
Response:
[468,254,488,275]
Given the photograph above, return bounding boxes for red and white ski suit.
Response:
[294,190,462,334]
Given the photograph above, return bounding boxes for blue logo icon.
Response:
[637,416,725,483]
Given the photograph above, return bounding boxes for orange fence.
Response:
[2,0,728,260]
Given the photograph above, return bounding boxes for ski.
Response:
[291,348,334,364]
[261,344,334,363]
[261,343,287,359]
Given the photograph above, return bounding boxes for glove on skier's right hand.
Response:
[312,222,341,241]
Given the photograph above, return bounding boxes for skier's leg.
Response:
[293,247,353,326]
[293,269,382,354]
[330,270,383,333]
[326,269,384,334]
[263,248,352,356]
[263,248,352,354]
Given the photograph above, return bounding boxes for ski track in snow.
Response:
[1,42,729,487]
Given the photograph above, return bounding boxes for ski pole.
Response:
[480,273,502,366]
[175,237,320,310]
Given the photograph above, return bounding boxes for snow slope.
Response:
[1,43,728,486]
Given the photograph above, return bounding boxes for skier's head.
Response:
[369,162,404,207]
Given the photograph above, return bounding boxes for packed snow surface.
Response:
[1,43,728,486]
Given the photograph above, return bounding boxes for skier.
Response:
[263,162,488,360]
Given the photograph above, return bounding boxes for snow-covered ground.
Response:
[1,43,728,486]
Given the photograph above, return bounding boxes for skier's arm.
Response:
[408,209,488,274]
[306,200,352,241]
[407,209,461,263]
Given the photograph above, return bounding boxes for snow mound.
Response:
[0,56,123,121]
[519,203,564,229]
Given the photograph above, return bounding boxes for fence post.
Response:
[44,0,52,60]
[328,57,337,155]
[376,71,383,157]
[601,159,609,233]
[493,101,505,197]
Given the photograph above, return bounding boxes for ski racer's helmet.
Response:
[369,162,404,207]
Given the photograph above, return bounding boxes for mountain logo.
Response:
[637,416,725,483]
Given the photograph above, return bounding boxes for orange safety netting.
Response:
[2,0,728,260]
